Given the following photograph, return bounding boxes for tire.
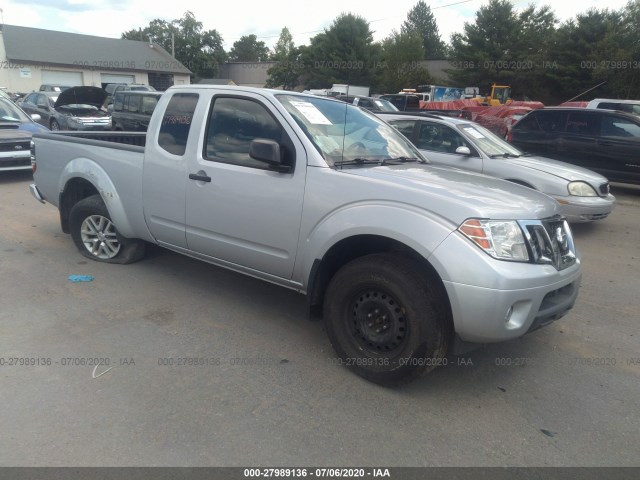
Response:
[69,195,145,264]
[50,120,60,131]
[323,253,449,386]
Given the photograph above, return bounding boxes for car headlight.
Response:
[459,219,529,262]
[568,181,597,197]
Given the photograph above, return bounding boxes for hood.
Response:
[54,86,107,109]
[505,155,608,185]
[345,164,560,223]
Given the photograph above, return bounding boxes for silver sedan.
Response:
[380,112,616,222]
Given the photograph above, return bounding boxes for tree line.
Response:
[122,0,640,104]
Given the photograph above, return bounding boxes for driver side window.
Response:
[417,122,472,155]
[204,96,293,170]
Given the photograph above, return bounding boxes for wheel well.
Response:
[59,178,100,233]
[308,235,452,325]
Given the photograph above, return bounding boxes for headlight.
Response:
[568,181,597,197]
[459,219,529,262]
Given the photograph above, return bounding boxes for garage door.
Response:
[101,74,135,86]
[41,71,83,86]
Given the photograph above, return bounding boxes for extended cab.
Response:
[29,86,582,385]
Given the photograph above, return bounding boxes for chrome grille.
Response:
[0,141,30,152]
[519,217,577,271]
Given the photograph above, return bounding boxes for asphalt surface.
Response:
[0,170,638,467]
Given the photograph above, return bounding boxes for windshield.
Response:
[457,123,523,157]
[0,97,32,123]
[277,94,424,166]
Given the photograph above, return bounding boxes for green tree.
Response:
[401,1,446,59]
[300,13,382,90]
[449,0,521,90]
[228,34,270,62]
[510,5,558,101]
[265,27,303,90]
[122,11,226,79]
[380,31,433,93]
[546,9,623,103]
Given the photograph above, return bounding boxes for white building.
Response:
[0,24,191,94]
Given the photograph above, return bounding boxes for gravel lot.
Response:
[1,170,638,467]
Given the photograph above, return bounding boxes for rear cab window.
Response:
[158,93,199,156]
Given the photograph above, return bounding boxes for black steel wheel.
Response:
[323,253,449,386]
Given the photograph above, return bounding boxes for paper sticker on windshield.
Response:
[290,101,332,125]
[463,126,485,139]
[374,100,384,107]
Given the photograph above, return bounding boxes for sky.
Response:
[0,0,632,51]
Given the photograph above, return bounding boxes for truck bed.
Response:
[36,131,147,148]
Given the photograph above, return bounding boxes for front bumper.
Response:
[556,193,616,223]
[429,228,582,343]
[72,123,111,131]
[443,270,581,343]
[0,152,31,171]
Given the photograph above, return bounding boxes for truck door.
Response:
[142,92,200,248]
[184,94,306,280]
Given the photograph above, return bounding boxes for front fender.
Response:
[297,201,456,289]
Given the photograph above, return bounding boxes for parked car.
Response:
[380,112,616,222]
[586,98,640,116]
[379,94,421,111]
[335,95,398,113]
[30,86,582,385]
[21,86,110,131]
[111,91,162,131]
[508,107,640,185]
[0,96,49,171]
[104,83,156,109]
[39,84,72,93]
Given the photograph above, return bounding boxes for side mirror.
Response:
[31,114,42,122]
[249,139,290,172]
[456,146,471,156]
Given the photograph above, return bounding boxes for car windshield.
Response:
[457,123,523,157]
[0,97,32,122]
[277,94,424,167]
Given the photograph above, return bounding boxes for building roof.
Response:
[1,24,191,75]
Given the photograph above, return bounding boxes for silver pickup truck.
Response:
[29,86,582,385]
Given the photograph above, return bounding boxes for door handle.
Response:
[189,173,211,182]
